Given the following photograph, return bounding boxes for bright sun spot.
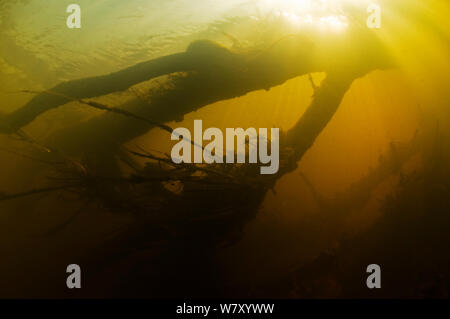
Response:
[318,15,348,31]
[259,0,351,32]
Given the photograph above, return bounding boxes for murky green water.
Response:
[0,0,450,298]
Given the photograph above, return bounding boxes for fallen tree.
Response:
[0,23,394,296]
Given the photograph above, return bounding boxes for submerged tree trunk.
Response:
[2,27,392,159]
[0,25,396,249]
[72,69,379,298]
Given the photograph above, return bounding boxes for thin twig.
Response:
[20,89,205,152]
[0,147,63,166]
[308,73,318,94]
[127,148,238,181]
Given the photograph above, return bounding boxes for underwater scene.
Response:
[0,0,450,299]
